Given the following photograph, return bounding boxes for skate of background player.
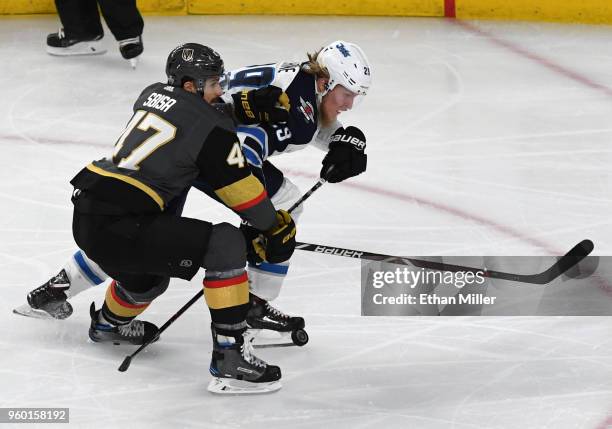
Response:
[1,15,612,429]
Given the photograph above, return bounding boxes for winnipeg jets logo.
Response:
[182,49,194,62]
[298,97,315,123]
[336,43,351,58]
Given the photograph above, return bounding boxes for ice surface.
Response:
[0,15,611,428]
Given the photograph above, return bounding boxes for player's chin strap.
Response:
[117,167,334,373]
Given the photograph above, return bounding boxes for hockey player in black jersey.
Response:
[19,40,372,348]
[67,43,295,394]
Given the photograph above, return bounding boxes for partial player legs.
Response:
[89,278,165,345]
[204,270,282,392]
[97,0,144,41]
[208,323,281,394]
[47,0,106,56]
[54,0,104,39]
[23,269,73,319]
[246,177,308,346]
[246,293,309,347]
[46,29,106,56]
[48,0,143,64]
[15,250,108,320]
[98,0,144,66]
[202,223,281,393]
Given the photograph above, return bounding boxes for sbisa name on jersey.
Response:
[143,92,177,113]
[330,133,366,150]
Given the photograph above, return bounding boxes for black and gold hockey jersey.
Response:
[71,82,276,231]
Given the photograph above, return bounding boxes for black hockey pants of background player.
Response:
[55,0,143,41]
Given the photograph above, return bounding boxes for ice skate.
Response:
[14,269,73,320]
[118,36,143,69]
[208,326,281,395]
[246,294,309,348]
[88,303,158,345]
[46,29,106,56]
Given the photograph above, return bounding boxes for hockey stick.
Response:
[118,289,203,372]
[295,239,594,285]
[286,166,332,213]
[118,175,330,372]
[287,177,327,213]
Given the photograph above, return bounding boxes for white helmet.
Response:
[316,40,372,98]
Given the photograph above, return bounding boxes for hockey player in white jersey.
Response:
[214,41,371,346]
[17,40,372,346]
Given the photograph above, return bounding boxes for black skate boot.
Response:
[46,28,106,56]
[246,294,308,348]
[88,303,158,346]
[208,325,282,394]
[14,269,73,320]
[118,36,143,68]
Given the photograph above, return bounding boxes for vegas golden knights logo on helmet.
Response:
[182,48,194,62]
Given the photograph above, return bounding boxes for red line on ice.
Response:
[454,20,612,99]
[595,415,612,429]
[285,169,612,298]
[284,169,555,252]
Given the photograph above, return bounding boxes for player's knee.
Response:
[116,277,170,304]
[202,222,246,271]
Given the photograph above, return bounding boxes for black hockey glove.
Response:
[232,86,290,124]
[321,126,367,183]
[242,210,297,264]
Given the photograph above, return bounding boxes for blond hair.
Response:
[303,48,330,80]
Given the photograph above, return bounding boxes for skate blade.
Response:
[46,42,107,56]
[207,377,281,395]
[86,338,127,346]
[247,329,294,349]
[13,304,56,320]
[128,57,140,69]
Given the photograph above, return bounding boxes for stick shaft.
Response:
[286,166,332,213]
[295,239,594,285]
[124,290,204,363]
[287,178,326,213]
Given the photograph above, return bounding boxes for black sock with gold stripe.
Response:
[101,281,150,326]
[203,269,250,335]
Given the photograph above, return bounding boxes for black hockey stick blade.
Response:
[477,239,593,284]
[117,335,157,372]
[118,356,132,372]
[531,238,594,283]
[295,239,594,285]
